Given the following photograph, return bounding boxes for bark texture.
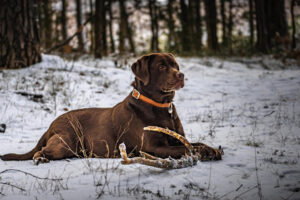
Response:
[94,0,106,58]
[149,0,160,52]
[166,0,176,52]
[0,0,41,68]
[255,0,289,52]
[119,0,135,54]
[204,0,218,51]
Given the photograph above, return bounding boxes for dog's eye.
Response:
[159,66,167,71]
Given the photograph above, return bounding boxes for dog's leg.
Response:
[143,145,190,159]
[144,144,222,161]
[191,142,223,161]
[33,134,75,165]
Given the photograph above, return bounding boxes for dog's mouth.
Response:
[162,80,184,93]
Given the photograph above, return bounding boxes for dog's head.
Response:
[131,53,184,102]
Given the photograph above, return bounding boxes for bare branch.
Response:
[45,16,92,54]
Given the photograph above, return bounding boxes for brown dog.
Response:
[1,53,222,164]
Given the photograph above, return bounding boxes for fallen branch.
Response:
[15,91,43,102]
[45,16,92,54]
[0,169,62,181]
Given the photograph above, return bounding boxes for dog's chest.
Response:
[143,108,177,130]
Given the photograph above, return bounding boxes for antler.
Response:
[143,126,194,154]
[119,143,197,169]
[118,126,199,169]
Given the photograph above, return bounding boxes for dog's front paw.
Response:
[33,157,49,165]
[196,145,222,161]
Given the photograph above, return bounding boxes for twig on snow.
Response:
[264,110,275,117]
[218,184,243,199]
[0,182,26,192]
[233,185,258,200]
[0,169,62,181]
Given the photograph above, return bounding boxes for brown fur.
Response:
[1,53,221,163]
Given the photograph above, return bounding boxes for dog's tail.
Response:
[1,131,49,161]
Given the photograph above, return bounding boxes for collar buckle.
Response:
[168,103,173,114]
[132,89,140,100]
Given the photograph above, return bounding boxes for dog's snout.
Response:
[176,72,184,80]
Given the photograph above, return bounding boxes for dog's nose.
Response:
[176,72,184,80]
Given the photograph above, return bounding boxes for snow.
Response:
[0,54,300,199]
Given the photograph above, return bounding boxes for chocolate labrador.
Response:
[1,53,222,164]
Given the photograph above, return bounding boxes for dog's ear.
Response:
[131,55,152,86]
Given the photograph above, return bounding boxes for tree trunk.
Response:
[204,0,218,51]
[220,0,227,46]
[255,0,288,52]
[55,10,60,44]
[0,0,41,68]
[37,1,44,48]
[108,0,115,53]
[149,0,160,52]
[61,0,68,41]
[254,0,269,52]
[291,0,296,50]
[102,0,107,55]
[118,0,125,54]
[248,0,254,48]
[43,0,53,49]
[119,0,135,54]
[166,0,176,52]
[228,0,233,51]
[89,0,94,53]
[76,0,88,51]
[179,0,190,53]
[188,0,196,52]
[94,0,105,58]
[187,0,202,53]
[194,0,202,51]
[266,0,288,43]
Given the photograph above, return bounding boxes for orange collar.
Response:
[132,89,171,108]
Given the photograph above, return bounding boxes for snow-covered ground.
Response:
[0,55,300,200]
